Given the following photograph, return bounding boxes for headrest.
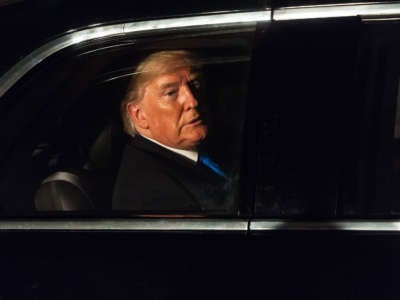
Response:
[85,120,128,171]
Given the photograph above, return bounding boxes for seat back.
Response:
[35,171,94,211]
[34,120,127,211]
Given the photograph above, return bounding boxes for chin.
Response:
[194,128,207,141]
[181,135,205,150]
[190,137,207,149]
[179,126,207,148]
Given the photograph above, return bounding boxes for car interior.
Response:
[0,30,254,214]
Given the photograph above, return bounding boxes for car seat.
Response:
[34,121,127,211]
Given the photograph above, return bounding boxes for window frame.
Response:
[0,10,269,232]
[2,2,400,232]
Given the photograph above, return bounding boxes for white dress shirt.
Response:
[140,135,198,163]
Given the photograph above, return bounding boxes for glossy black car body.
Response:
[2,1,400,299]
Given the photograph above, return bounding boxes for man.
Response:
[112,50,234,213]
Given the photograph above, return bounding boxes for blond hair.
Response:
[121,50,201,136]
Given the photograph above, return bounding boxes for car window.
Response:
[361,22,400,216]
[252,18,400,219]
[0,26,255,216]
[252,18,367,218]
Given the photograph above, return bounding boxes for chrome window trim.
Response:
[0,219,249,232]
[274,2,400,21]
[251,219,400,232]
[122,11,270,34]
[6,218,400,232]
[0,10,271,99]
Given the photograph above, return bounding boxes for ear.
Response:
[127,102,149,130]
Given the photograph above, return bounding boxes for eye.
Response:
[165,89,178,98]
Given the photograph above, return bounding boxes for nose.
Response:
[181,83,199,110]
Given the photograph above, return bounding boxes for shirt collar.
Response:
[139,135,198,162]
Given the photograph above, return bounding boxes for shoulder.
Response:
[122,136,197,171]
[112,137,200,211]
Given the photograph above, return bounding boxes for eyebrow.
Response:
[158,73,201,90]
[160,82,180,90]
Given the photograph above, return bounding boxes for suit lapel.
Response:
[128,135,197,169]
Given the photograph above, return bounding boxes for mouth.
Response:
[187,117,203,126]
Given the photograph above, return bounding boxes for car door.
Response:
[247,3,400,299]
[0,9,266,299]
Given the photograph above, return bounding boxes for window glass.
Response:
[394,82,400,140]
[253,20,400,219]
[0,27,254,216]
[390,79,400,211]
[363,23,400,216]
[252,19,366,218]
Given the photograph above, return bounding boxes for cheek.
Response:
[164,105,183,128]
[155,107,181,132]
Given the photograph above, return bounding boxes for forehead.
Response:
[147,68,197,88]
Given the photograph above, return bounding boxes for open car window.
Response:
[0,24,255,217]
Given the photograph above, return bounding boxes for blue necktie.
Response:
[199,154,229,180]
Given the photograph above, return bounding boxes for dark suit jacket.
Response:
[112,135,234,213]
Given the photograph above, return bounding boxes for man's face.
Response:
[135,67,208,150]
